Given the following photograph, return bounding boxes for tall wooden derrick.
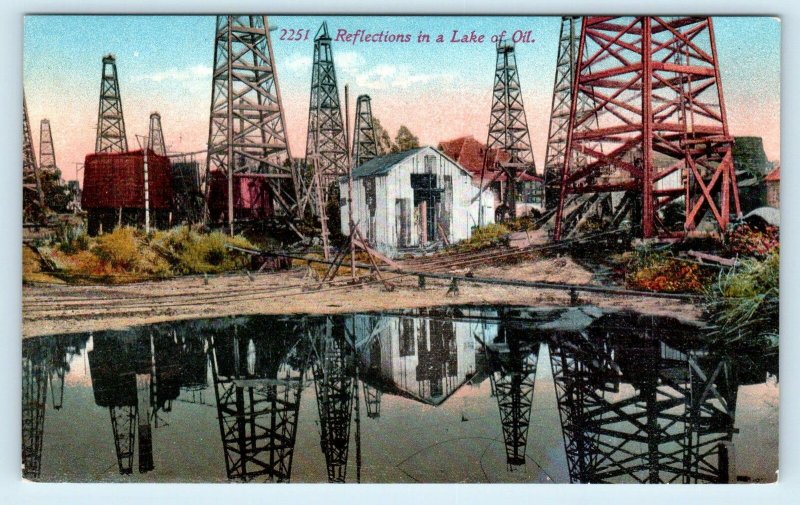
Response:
[205,15,297,234]
[148,112,167,156]
[352,95,379,168]
[312,319,356,483]
[95,55,128,153]
[488,333,539,468]
[23,93,47,223]
[543,17,602,212]
[479,40,536,222]
[209,324,307,482]
[553,17,742,240]
[39,119,57,173]
[549,326,738,483]
[306,22,349,195]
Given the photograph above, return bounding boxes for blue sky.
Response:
[23,15,780,182]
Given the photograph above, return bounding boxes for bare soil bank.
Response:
[22,256,702,338]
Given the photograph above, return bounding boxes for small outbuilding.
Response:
[765,165,780,208]
[339,146,494,257]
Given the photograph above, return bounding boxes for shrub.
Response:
[456,223,510,252]
[625,248,713,293]
[726,223,779,258]
[92,227,141,270]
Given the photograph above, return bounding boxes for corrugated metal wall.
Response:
[340,147,494,257]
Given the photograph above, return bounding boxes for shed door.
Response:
[395,198,410,248]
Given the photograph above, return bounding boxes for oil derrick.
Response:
[148,112,167,156]
[543,17,601,212]
[362,337,383,419]
[553,17,742,240]
[209,320,308,482]
[23,93,46,223]
[306,22,349,193]
[352,95,379,168]
[487,334,539,468]
[312,318,356,483]
[549,319,738,483]
[479,40,536,222]
[206,16,297,233]
[22,341,49,479]
[95,55,128,153]
[39,119,58,172]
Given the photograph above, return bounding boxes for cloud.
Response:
[136,65,212,83]
[335,51,366,74]
[284,53,312,72]
[354,64,455,90]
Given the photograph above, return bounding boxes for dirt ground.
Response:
[22,255,703,338]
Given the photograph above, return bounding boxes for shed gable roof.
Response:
[349,147,424,180]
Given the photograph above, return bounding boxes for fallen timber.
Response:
[225,244,703,301]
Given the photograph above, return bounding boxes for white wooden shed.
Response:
[339,146,494,257]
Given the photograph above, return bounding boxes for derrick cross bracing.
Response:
[306,22,349,194]
[23,93,47,222]
[549,332,737,483]
[205,15,299,231]
[148,112,167,156]
[95,55,129,153]
[488,335,539,468]
[209,327,307,482]
[312,319,356,483]
[479,39,536,222]
[352,95,379,168]
[553,16,742,240]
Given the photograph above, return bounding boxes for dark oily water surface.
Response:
[22,306,778,483]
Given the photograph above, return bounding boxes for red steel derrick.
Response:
[553,17,742,240]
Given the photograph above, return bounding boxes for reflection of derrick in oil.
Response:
[312,317,357,483]
[549,322,738,483]
[209,319,309,482]
[22,341,49,479]
[22,334,89,479]
[486,328,539,469]
[88,330,183,474]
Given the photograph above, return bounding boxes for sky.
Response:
[23,15,781,185]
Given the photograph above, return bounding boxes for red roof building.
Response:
[437,135,542,184]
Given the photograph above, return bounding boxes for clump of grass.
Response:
[703,251,779,353]
[624,248,713,293]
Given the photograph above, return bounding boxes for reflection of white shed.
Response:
[339,146,494,257]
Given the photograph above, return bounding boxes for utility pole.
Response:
[135,135,151,233]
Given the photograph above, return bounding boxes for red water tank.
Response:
[82,149,173,210]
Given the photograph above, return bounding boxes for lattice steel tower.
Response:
[39,119,57,172]
[148,112,167,156]
[23,93,46,222]
[352,95,379,168]
[95,55,128,153]
[205,15,297,232]
[553,17,742,240]
[306,22,349,192]
[480,40,536,221]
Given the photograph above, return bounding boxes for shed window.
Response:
[424,155,437,173]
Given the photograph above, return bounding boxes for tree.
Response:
[372,117,393,155]
[392,125,420,153]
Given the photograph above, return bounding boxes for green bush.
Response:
[704,252,779,352]
[153,227,255,274]
[454,223,510,252]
